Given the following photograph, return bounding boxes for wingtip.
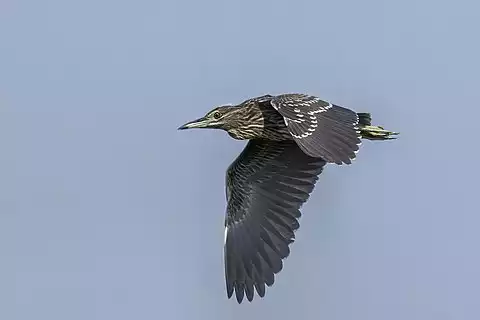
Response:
[235,289,245,304]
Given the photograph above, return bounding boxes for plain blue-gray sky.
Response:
[1,0,480,319]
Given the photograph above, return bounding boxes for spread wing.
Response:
[270,93,362,165]
[224,139,327,303]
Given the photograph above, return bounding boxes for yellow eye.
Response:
[213,111,221,119]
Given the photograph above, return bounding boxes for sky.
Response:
[1,0,480,319]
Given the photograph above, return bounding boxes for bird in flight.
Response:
[178,93,398,303]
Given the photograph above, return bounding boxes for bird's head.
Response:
[178,104,261,139]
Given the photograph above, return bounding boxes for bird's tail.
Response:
[357,113,399,140]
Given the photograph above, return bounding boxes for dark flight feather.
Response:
[224,139,326,302]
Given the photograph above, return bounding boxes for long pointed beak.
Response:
[177,117,211,130]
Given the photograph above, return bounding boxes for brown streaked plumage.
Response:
[178,93,398,303]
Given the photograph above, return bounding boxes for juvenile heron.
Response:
[178,93,398,303]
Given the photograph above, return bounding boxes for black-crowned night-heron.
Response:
[178,93,398,303]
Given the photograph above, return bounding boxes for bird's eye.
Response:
[213,111,221,119]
